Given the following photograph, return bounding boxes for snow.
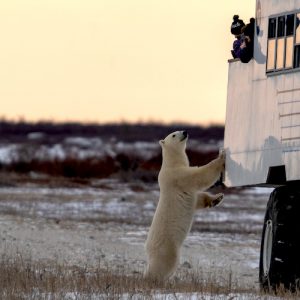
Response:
[0,144,19,164]
[27,132,45,140]
[0,136,283,298]
[188,139,222,152]
[0,137,215,164]
[64,137,103,148]
[242,187,274,195]
[45,144,66,160]
[115,141,160,160]
[0,181,274,297]
[0,183,267,230]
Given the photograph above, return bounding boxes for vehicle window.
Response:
[268,18,276,38]
[267,12,300,73]
[296,13,300,43]
[277,16,285,37]
[286,14,295,36]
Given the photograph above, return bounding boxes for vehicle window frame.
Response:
[266,11,300,75]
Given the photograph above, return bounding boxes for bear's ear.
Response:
[159,140,165,147]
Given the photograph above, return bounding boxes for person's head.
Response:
[231,14,245,35]
[242,19,255,38]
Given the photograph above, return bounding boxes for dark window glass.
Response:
[277,16,285,37]
[268,18,276,38]
[294,45,300,68]
[286,14,295,36]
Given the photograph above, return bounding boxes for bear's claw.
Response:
[212,193,224,207]
[219,149,226,159]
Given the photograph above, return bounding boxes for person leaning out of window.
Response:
[230,15,245,59]
[231,16,255,63]
[239,18,255,63]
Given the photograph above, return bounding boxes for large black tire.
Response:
[259,186,300,292]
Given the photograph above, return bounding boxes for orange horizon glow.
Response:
[0,0,255,125]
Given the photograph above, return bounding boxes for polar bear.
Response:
[144,130,225,282]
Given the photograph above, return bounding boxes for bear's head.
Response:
[159,131,189,167]
[159,130,188,149]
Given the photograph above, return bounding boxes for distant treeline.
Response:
[0,120,224,143]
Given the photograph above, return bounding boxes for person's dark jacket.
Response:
[239,18,255,63]
[243,18,255,42]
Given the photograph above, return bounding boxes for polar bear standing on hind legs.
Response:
[144,130,225,282]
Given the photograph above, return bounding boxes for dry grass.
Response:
[0,252,299,299]
[0,252,254,299]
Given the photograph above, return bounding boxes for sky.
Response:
[0,0,255,125]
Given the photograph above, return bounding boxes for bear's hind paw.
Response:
[211,193,224,207]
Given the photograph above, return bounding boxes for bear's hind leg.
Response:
[196,192,224,209]
[144,246,179,282]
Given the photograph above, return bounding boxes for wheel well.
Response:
[266,165,286,185]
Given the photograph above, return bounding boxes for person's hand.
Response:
[240,41,246,49]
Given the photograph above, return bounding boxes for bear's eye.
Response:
[172,134,176,138]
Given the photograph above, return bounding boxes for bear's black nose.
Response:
[182,130,187,137]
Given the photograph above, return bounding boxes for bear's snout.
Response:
[180,130,188,141]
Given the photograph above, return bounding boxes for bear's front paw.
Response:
[211,193,224,207]
[218,149,226,172]
[218,149,226,160]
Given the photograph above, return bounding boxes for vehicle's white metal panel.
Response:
[260,0,296,16]
[224,60,284,186]
[276,74,300,181]
[284,150,300,180]
[224,0,300,186]
[224,0,300,187]
[254,0,268,80]
[226,147,284,187]
[224,61,254,154]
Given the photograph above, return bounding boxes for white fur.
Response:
[144,131,225,282]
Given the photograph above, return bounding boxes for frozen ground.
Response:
[0,175,272,292]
